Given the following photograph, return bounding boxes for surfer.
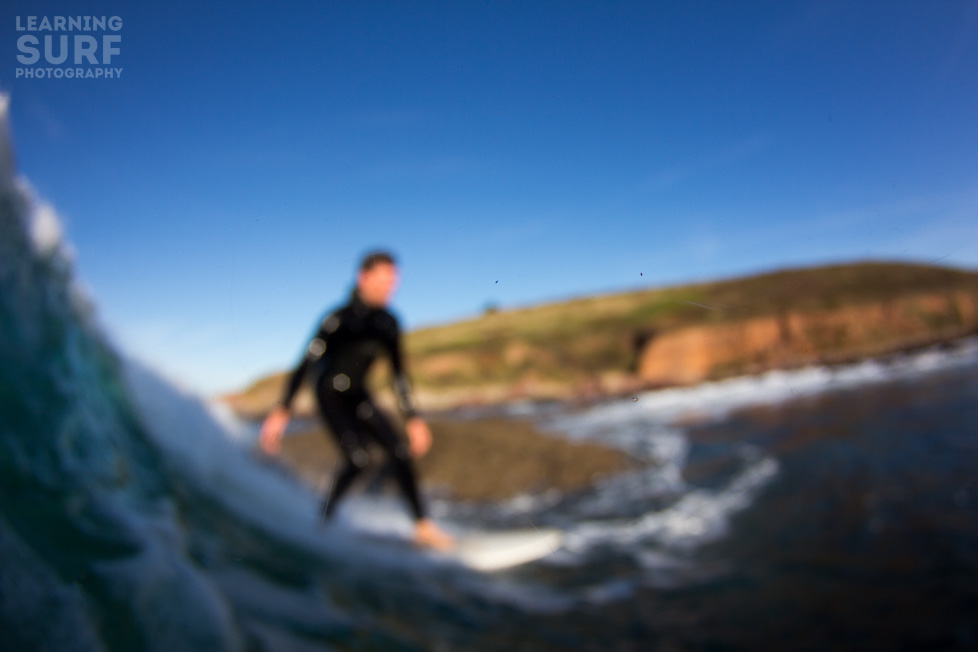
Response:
[259,251,454,550]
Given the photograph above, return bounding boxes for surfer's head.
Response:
[357,250,399,307]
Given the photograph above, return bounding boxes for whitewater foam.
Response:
[547,338,978,445]
[515,339,978,593]
[562,456,778,551]
[122,359,347,551]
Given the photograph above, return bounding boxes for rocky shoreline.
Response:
[275,416,636,504]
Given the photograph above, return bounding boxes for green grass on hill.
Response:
[401,261,978,388]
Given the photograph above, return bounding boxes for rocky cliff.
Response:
[637,290,977,385]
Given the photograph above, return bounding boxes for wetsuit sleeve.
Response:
[279,317,332,411]
[388,319,420,420]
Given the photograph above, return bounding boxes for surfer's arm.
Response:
[260,359,306,456]
[259,407,289,455]
[405,417,432,458]
[263,318,331,454]
[388,320,432,456]
[279,357,311,412]
[259,361,306,454]
[388,322,419,420]
[279,316,334,411]
[260,352,312,455]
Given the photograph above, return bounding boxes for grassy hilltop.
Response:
[223,261,978,418]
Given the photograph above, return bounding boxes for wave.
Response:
[0,94,474,650]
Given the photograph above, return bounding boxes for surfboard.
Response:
[355,525,563,571]
[447,528,564,571]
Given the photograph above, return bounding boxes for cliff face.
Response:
[637,291,977,385]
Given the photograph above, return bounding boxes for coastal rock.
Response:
[637,292,978,385]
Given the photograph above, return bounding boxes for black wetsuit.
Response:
[279,291,425,520]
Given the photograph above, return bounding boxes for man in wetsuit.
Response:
[259,251,454,550]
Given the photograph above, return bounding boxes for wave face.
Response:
[0,109,206,651]
[0,100,455,652]
[0,104,249,650]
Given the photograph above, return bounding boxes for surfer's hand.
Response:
[406,417,432,458]
[259,407,289,455]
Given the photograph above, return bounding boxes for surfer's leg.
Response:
[357,399,426,521]
[320,427,371,520]
[358,402,454,549]
[317,391,371,520]
[322,455,364,519]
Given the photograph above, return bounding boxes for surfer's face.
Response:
[358,262,399,307]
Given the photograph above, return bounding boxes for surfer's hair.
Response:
[359,250,397,272]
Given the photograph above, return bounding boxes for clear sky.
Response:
[3,1,977,394]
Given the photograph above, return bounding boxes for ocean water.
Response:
[3,103,977,650]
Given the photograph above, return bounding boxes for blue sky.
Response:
[3,1,977,394]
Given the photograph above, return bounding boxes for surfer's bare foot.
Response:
[414,519,455,551]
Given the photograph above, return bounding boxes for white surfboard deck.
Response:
[446,528,564,571]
